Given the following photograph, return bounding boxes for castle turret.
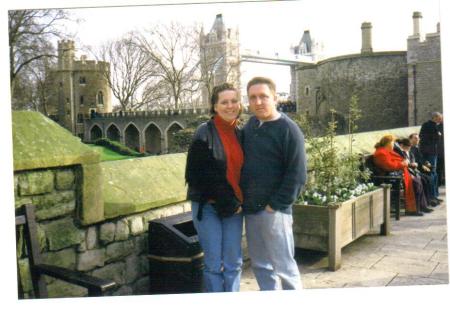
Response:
[57,40,75,70]
[361,22,373,54]
[412,11,422,37]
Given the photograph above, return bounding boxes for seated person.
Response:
[396,138,433,213]
[373,135,422,216]
[409,133,442,206]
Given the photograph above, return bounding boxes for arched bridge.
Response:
[84,108,209,154]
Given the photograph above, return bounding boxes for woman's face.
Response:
[214,90,240,122]
[387,141,394,150]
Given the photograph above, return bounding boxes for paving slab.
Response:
[377,243,436,261]
[387,275,449,286]
[424,239,449,251]
[371,255,439,277]
[313,266,397,288]
[430,250,448,264]
[429,263,449,282]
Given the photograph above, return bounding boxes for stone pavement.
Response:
[240,187,449,290]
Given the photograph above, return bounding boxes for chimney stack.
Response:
[361,22,373,54]
[413,11,422,36]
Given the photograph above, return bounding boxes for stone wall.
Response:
[295,52,408,133]
[15,164,191,298]
[407,31,442,125]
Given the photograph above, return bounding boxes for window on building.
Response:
[79,76,86,84]
[80,95,84,106]
[305,86,310,96]
[77,113,84,123]
[97,91,104,106]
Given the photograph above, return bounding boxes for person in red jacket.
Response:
[373,134,421,215]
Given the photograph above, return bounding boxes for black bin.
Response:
[148,211,204,294]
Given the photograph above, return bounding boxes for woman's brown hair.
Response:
[209,83,242,117]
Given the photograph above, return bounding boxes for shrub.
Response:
[296,95,373,205]
[94,138,147,157]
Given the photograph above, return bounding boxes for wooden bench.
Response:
[16,204,117,298]
[363,154,404,220]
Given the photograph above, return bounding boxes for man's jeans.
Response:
[245,210,302,290]
[424,154,439,198]
[191,202,243,292]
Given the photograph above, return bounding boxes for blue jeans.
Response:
[191,202,243,292]
[424,154,439,198]
[245,210,302,290]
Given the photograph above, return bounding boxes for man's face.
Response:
[410,135,419,146]
[433,115,443,124]
[248,83,277,121]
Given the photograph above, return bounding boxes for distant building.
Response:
[199,14,241,107]
[47,40,112,138]
[291,30,324,62]
[407,12,442,125]
[293,12,442,134]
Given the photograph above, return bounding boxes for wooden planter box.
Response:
[293,184,391,271]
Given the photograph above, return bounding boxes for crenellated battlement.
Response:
[93,108,210,119]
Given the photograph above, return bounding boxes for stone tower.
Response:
[47,40,112,138]
[199,14,240,107]
[407,12,442,125]
[361,22,373,54]
[292,30,323,62]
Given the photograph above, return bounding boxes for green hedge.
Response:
[94,138,148,157]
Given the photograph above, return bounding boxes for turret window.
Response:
[97,91,104,106]
[80,95,84,106]
[79,76,86,84]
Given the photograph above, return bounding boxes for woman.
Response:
[373,134,420,215]
[185,83,244,292]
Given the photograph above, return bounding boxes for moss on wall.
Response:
[101,153,187,219]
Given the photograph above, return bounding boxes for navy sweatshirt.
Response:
[240,113,307,214]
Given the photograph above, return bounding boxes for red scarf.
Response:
[214,115,244,203]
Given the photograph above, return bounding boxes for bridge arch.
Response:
[165,121,184,153]
[124,122,141,152]
[144,122,163,155]
[106,123,121,142]
[89,124,103,142]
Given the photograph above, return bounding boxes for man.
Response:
[419,112,443,199]
[240,76,307,290]
[409,133,442,206]
[436,121,445,186]
[396,138,433,213]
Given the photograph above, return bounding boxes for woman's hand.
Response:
[235,206,242,214]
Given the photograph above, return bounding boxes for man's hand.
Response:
[422,165,431,173]
[235,206,242,214]
[265,205,275,213]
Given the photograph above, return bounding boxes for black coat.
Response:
[185,119,242,219]
[419,120,441,156]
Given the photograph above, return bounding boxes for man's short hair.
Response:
[431,111,442,119]
[409,133,418,139]
[397,138,412,147]
[246,76,277,97]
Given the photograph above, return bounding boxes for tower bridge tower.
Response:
[199,14,241,107]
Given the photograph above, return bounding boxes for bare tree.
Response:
[199,50,241,104]
[94,33,166,111]
[8,9,73,102]
[136,22,201,110]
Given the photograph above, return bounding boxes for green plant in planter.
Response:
[297,95,374,205]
